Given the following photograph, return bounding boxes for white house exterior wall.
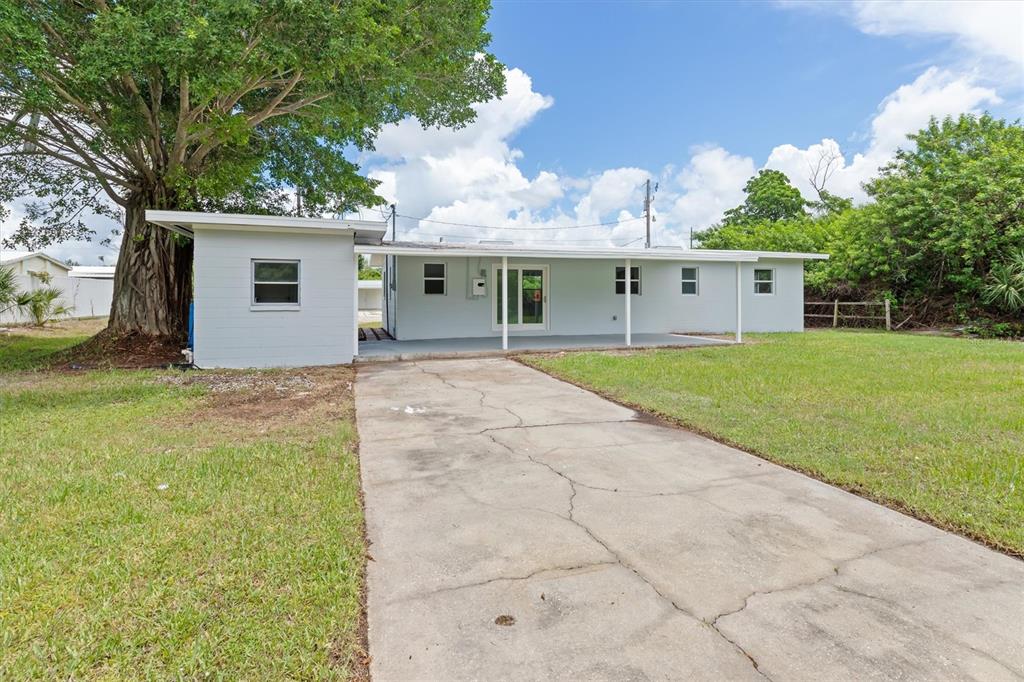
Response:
[193,228,356,368]
[392,255,804,339]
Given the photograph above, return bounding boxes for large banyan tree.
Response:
[0,0,504,337]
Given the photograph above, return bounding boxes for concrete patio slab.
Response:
[356,332,729,361]
[356,357,1024,681]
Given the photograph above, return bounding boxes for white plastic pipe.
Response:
[625,257,632,347]
[735,261,743,344]
[502,255,508,351]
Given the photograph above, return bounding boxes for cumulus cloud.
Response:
[764,68,1001,203]
[849,0,1024,71]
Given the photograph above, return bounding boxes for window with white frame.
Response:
[754,268,774,295]
[615,266,641,295]
[252,259,300,304]
[423,262,446,295]
[681,267,699,295]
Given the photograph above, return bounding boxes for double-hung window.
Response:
[754,268,775,295]
[615,266,641,295]
[423,263,446,295]
[681,267,699,295]
[252,260,300,305]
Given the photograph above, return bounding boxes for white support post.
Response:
[625,258,632,347]
[735,261,743,344]
[353,251,360,358]
[501,255,509,351]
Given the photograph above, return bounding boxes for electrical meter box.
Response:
[471,277,486,296]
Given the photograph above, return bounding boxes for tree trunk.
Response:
[107,188,193,339]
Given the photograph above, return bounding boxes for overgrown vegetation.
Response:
[524,332,1024,555]
[698,114,1024,330]
[0,328,367,678]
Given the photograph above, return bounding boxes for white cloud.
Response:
[665,147,756,232]
[359,61,1005,249]
[0,201,120,265]
[849,0,1024,70]
[764,68,1001,202]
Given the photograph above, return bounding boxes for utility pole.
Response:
[644,179,651,249]
[390,204,397,241]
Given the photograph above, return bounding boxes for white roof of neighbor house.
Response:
[146,210,388,244]
[356,241,828,262]
[69,265,116,279]
[0,250,71,269]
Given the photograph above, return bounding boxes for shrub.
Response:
[24,287,73,326]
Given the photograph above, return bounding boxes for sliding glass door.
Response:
[494,265,547,330]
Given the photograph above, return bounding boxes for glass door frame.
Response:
[490,263,549,331]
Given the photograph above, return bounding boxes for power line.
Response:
[396,213,644,231]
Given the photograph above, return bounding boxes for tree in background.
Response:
[722,169,807,225]
[855,114,1024,313]
[698,114,1023,323]
[0,1,505,338]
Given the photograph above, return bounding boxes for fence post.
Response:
[884,299,891,331]
[833,299,839,328]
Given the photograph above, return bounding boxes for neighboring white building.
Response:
[69,265,116,279]
[1,250,72,277]
[358,278,383,311]
[148,210,827,369]
[1,251,114,323]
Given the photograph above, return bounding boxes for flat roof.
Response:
[356,241,828,262]
[147,210,388,244]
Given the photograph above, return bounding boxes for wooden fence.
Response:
[805,300,892,331]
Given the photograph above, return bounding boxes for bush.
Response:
[24,287,73,326]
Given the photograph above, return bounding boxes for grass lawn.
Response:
[0,326,366,678]
[523,331,1024,556]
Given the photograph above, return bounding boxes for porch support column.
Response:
[625,257,632,347]
[501,255,509,351]
[353,251,360,358]
[735,261,743,344]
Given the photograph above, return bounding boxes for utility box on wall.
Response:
[471,277,486,296]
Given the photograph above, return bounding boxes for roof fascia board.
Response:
[146,210,387,239]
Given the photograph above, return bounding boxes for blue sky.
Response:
[485,1,940,175]
[5,0,1022,261]
[360,0,1021,246]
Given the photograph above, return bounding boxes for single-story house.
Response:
[147,210,827,368]
[1,251,114,323]
[1,250,72,277]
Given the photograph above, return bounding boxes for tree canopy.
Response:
[722,169,807,225]
[0,0,505,336]
[698,114,1024,325]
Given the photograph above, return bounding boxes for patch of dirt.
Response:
[494,614,516,626]
[53,329,183,370]
[0,317,107,339]
[155,365,356,447]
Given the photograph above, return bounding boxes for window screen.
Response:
[754,268,774,295]
[424,263,446,295]
[615,266,641,295]
[253,260,299,304]
[681,267,699,295]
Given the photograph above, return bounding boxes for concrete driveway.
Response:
[356,358,1024,681]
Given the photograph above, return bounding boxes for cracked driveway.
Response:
[356,358,1024,681]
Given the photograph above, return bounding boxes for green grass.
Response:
[0,333,365,678]
[0,331,92,371]
[524,331,1024,555]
